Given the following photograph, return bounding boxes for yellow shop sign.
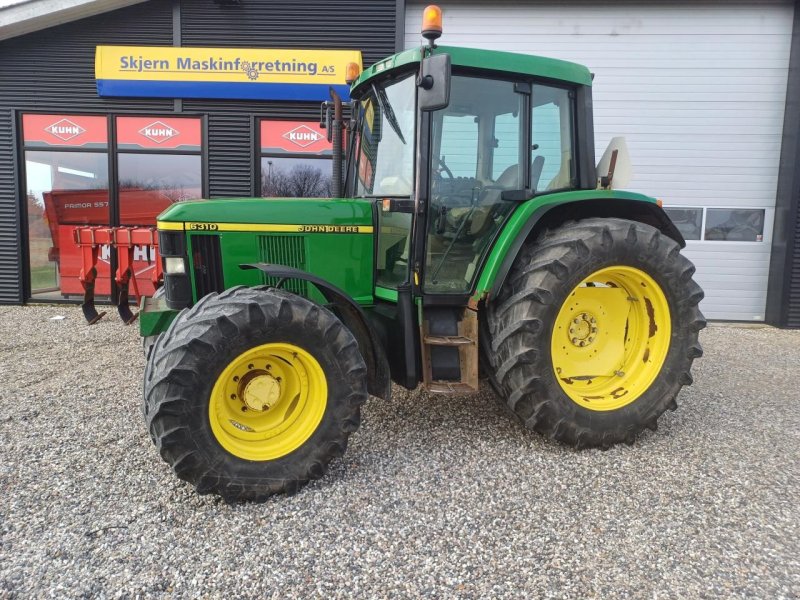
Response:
[95,46,362,101]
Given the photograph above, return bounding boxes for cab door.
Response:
[422,75,528,295]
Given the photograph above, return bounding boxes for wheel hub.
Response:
[569,311,597,347]
[241,373,281,412]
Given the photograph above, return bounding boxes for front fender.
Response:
[240,263,391,400]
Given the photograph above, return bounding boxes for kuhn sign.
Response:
[260,120,331,155]
[116,116,201,150]
[282,125,323,148]
[139,121,180,144]
[45,119,86,142]
[22,114,108,148]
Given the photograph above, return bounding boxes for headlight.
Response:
[164,257,186,275]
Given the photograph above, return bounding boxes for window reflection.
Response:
[25,151,109,299]
[261,157,331,198]
[118,153,202,226]
[663,207,703,241]
[705,208,765,242]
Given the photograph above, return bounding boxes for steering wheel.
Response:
[434,155,454,179]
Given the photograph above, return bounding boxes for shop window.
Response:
[116,117,203,226]
[260,120,331,197]
[22,114,109,300]
[663,207,703,241]
[705,208,765,242]
[663,206,766,242]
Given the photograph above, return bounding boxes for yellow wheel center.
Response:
[569,312,597,346]
[550,266,671,411]
[208,343,327,461]
[242,374,281,411]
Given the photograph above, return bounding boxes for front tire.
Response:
[485,218,706,448]
[143,286,368,501]
[141,285,165,359]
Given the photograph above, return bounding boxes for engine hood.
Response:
[156,197,374,228]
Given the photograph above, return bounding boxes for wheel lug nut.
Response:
[230,394,237,400]
[266,364,271,370]
[241,406,247,412]
[573,318,580,324]
[233,376,239,382]
[248,364,254,370]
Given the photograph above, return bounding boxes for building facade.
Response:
[1,0,799,326]
[0,0,400,303]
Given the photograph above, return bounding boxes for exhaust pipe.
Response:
[329,87,344,198]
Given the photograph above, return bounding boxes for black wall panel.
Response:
[0,0,399,303]
[0,112,17,304]
[0,0,174,303]
[790,204,800,326]
[180,0,397,66]
[767,0,800,328]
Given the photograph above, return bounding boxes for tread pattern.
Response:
[484,218,706,449]
[143,286,368,502]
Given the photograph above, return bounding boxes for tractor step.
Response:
[420,306,479,393]
[427,381,478,394]
[422,334,474,346]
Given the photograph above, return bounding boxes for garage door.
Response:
[406,1,793,321]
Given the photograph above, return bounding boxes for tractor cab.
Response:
[347,52,583,296]
[314,11,598,391]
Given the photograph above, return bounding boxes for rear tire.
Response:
[484,218,706,448]
[143,286,368,501]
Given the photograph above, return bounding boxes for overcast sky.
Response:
[0,0,28,8]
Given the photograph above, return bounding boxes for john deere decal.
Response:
[95,46,362,102]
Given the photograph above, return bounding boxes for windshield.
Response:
[354,75,416,197]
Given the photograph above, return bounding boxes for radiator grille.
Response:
[258,235,308,296]
[191,235,224,298]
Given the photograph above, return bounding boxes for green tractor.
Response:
[141,7,705,501]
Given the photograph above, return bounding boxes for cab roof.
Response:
[351,45,593,92]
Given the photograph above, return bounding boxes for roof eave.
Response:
[0,0,149,42]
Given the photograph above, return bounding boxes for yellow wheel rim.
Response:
[208,343,327,461]
[550,266,671,411]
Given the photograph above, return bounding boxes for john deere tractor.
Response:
[141,7,705,501]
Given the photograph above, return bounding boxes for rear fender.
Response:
[240,263,391,400]
[483,195,685,300]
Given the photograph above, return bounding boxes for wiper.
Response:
[372,83,406,145]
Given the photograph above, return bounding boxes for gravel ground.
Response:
[1,304,799,599]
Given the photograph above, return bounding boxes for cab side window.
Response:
[532,85,575,191]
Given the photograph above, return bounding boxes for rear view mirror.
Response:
[418,53,451,112]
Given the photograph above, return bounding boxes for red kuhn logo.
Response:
[139,121,180,144]
[45,119,86,142]
[282,125,323,148]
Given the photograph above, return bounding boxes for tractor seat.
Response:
[460,156,545,236]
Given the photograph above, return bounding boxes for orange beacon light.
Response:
[421,5,443,42]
